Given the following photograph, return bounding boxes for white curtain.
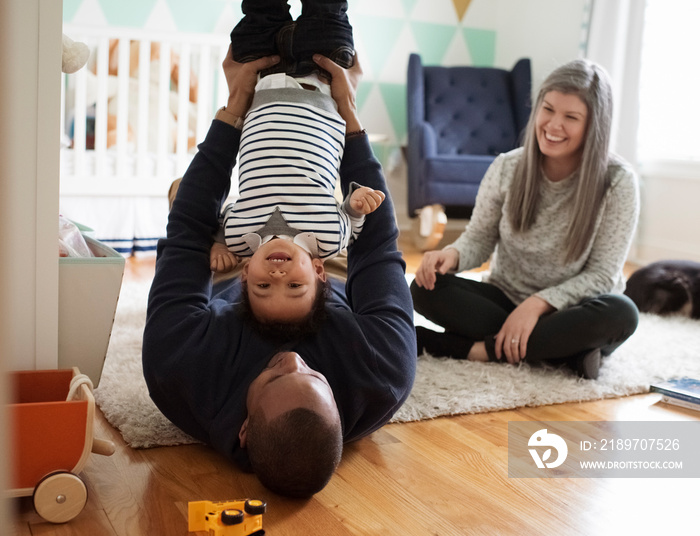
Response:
[585,0,647,168]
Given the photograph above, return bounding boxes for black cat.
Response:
[624,260,700,319]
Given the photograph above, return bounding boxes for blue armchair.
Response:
[406,53,531,247]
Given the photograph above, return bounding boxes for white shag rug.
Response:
[94,280,200,448]
[95,278,700,449]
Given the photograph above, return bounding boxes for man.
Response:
[142,49,416,498]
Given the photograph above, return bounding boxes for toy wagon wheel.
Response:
[244,499,267,515]
[221,508,244,525]
[33,471,88,524]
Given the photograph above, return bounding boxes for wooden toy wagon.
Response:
[7,367,115,523]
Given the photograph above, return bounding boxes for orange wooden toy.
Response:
[8,368,115,523]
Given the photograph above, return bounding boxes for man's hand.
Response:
[222,45,280,117]
[413,248,460,290]
[313,53,363,132]
[350,186,385,215]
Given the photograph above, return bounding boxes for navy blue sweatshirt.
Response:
[142,119,416,469]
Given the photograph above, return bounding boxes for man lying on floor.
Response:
[141,48,415,498]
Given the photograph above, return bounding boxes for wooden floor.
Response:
[10,233,699,535]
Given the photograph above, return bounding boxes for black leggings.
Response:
[410,273,639,363]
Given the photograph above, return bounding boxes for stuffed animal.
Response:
[62,33,90,74]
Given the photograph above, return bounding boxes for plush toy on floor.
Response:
[62,33,90,74]
[625,260,700,319]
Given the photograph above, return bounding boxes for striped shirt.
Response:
[222,84,365,260]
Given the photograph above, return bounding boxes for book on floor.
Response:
[650,377,700,411]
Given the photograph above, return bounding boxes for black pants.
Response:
[230,0,354,77]
[410,273,639,363]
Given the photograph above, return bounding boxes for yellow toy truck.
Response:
[188,498,266,536]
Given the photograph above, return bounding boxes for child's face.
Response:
[241,238,326,323]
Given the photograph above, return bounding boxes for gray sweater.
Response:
[447,148,640,310]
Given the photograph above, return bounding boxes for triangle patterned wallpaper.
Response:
[63,0,589,165]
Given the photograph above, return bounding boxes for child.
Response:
[211,0,385,328]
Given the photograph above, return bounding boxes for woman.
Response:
[411,59,639,380]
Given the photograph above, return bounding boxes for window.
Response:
[637,0,700,163]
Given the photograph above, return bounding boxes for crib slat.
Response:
[94,37,110,179]
[136,40,151,177]
[72,65,87,178]
[195,45,211,147]
[176,42,191,174]
[156,42,172,179]
[116,39,131,179]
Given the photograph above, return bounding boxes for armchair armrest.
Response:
[408,121,437,160]
[407,54,425,133]
[510,58,532,135]
[407,121,438,216]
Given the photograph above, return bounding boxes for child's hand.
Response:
[210,241,239,273]
[350,187,385,215]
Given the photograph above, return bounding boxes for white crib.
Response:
[59,25,231,256]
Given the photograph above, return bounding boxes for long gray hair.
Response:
[508,59,614,263]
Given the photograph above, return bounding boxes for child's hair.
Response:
[239,278,331,342]
[508,59,614,263]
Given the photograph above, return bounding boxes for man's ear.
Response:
[313,258,326,282]
[239,417,249,448]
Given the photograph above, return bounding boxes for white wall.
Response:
[495,0,589,84]
[634,165,700,263]
[0,0,61,372]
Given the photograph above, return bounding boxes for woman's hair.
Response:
[508,59,614,263]
[246,407,343,498]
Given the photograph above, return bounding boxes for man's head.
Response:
[241,238,327,323]
[240,351,343,497]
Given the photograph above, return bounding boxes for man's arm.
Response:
[340,136,412,320]
[314,54,416,436]
[331,135,416,442]
[313,53,413,327]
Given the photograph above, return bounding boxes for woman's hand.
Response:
[414,248,460,290]
[494,295,554,364]
[222,45,280,117]
[313,53,363,132]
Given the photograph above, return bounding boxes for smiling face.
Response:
[239,351,339,447]
[241,238,326,323]
[535,90,589,180]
